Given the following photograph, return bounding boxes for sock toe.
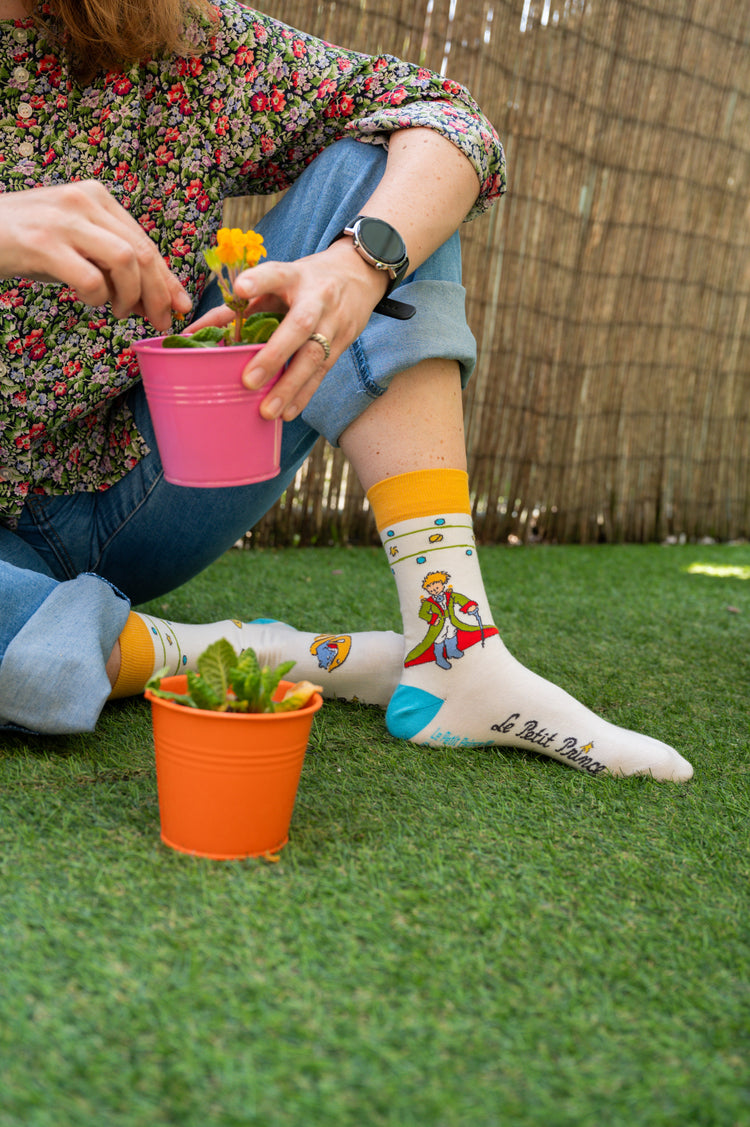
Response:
[651,746,693,782]
[609,738,694,782]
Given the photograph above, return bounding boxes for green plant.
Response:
[161,313,282,350]
[145,639,321,713]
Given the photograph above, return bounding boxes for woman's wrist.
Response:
[321,236,391,306]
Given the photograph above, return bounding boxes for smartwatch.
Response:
[330,215,415,320]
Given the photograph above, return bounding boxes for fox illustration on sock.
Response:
[309,634,352,672]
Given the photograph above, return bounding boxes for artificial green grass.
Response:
[1,543,748,1127]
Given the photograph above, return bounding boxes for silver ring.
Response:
[308,332,331,362]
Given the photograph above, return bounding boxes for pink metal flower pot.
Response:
[132,337,283,488]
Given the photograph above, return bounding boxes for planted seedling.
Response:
[146,639,321,713]
[161,312,282,349]
[163,227,282,347]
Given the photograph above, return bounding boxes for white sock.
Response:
[367,469,693,781]
[110,611,400,707]
[228,618,402,707]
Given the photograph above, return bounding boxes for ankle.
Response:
[105,640,121,689]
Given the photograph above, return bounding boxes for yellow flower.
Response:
[214,227,267,269]
[215,227,246,266]
[240,229,267,269]
[200,226,269,343]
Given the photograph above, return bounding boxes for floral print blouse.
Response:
[0,0,505,524]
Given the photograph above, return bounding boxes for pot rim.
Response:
[144,675,323,720]
[132,336,267,354]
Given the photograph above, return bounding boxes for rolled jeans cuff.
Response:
[0,571,130,734]
[300,278,476,446]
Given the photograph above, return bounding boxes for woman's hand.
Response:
[0,182,192,330]
[188,237,390,421]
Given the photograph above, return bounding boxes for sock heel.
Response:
[386,684,444,740]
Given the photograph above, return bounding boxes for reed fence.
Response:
[226,0,750,544]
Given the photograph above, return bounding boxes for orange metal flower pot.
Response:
[145,675,323,860]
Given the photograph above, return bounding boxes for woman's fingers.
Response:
[182,304,237,333]
[0,182,192,328]
[74,229,169,325]
[261,335,337,421]
[245,308,339,419]
[71,182,192,327]
[233,248,384,417]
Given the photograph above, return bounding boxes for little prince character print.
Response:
[406,571,499,668]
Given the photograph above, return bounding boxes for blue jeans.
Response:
[0,139,476,734]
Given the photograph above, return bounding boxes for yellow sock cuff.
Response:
[366,469,471,532]
[109,613,155,700]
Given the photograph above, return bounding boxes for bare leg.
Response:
[105,641,121,688]
[340,359,466,489]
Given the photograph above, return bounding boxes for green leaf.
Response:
[161,334,203,349]
[146,666,171,691]
[185,670,224,712]
[258,660,296,710]
[221,698,246,713]
[196,638,238,701]
[203,247,222,274]
[241,314,281,343]
[145,686,199,708]
[146,644,316,714]
[230,648,261,704]
[161,326,227,349]
[145,666,197,706]
[234,646,261,679]
[226,649,293,712]
[190,326,227,343]
[272,660,296,684]
[231,673,261,712]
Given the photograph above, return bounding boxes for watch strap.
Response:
[374,294,416,319]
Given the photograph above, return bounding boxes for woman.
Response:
[0,0,692,780]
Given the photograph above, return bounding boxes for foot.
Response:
[387,634,692,780]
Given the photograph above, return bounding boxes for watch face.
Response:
[357,217,405,266]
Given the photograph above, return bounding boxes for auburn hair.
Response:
[36,0,217,83]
